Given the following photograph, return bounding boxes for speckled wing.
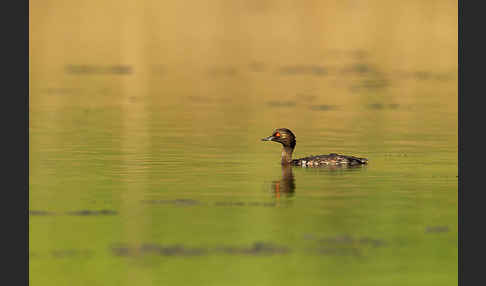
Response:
[292,153,368,167]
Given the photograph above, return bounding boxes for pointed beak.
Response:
[261,136,275,142]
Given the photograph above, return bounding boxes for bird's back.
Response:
[291,153,368,167]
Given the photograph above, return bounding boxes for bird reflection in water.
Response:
[270,164,367,201]
[271,164,295,198]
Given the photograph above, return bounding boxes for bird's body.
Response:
[290,153,368,167]
[261,128,368,167]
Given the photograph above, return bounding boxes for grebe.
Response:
[261,128,368,167]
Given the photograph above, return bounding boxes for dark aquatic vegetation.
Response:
[66,209,118,216]
[367,103,401,110]
[30,210,118,216]
[305,234,387,257]
[110,242,289,257]
[261,128,368,167]
[340,63,376,75]
[111,244,208,257]
[215,241,290,256]
[29,210,55,216]
[350,78,389,91]
[65,64,133,75]
[309,104,338,111]
[142,199,280,208]
[319,235,354,244]
[214,201,277,207]
[368,103,384,109]
[317,235,387,248]
[358,237,387,248]
[141,199,201,206]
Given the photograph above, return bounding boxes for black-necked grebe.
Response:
[261,128,368,167]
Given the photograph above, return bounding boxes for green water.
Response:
[29,78,457,285]
[30,1,457,285]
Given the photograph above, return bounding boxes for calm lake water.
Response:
[30,1,457,285]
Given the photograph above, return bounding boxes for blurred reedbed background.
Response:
[30,1,457,286]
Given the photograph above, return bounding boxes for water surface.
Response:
[30,1,457,285]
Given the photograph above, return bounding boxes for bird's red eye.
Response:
[275,132,281,137]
